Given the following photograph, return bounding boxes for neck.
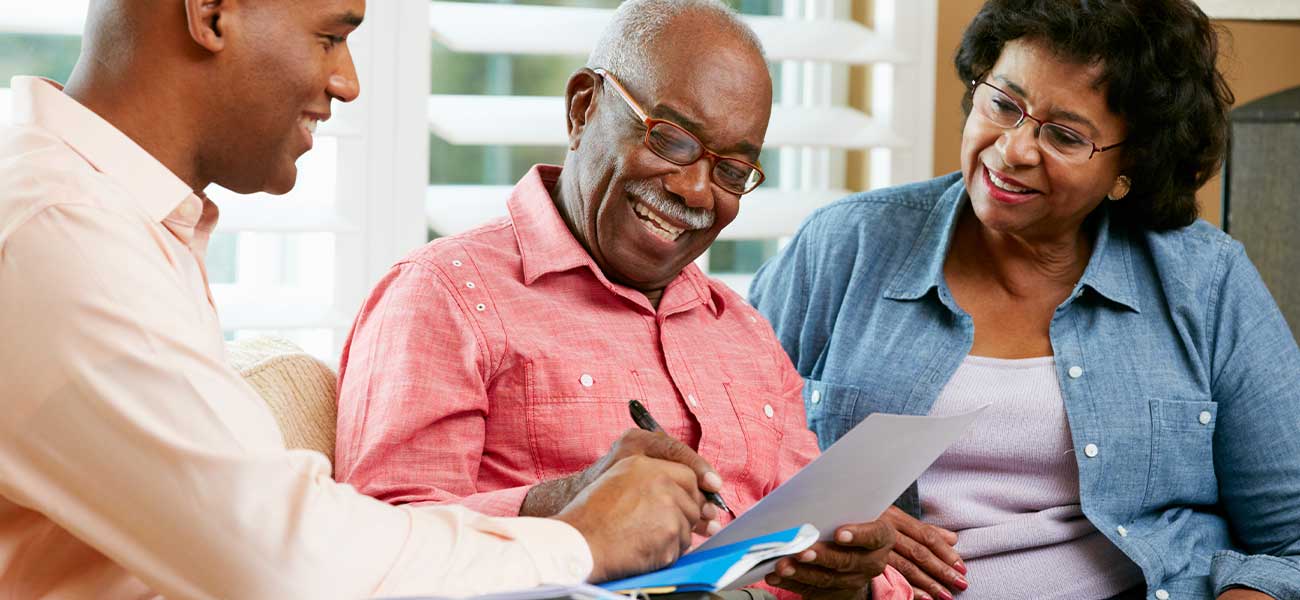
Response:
[953,206,1092,296]
[552,163,668,310]
[64,61,209,191]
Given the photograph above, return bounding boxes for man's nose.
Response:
[663,158,715,212]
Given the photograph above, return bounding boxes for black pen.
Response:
[628,399,736,518]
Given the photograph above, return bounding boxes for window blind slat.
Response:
[428,1,906,64]
[426,94,906,149]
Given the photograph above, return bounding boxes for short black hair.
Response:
[955,0,1234,231]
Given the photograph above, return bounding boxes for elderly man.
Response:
[0,0,716,597]
[335,0,910,597]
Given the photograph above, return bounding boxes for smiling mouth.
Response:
[630,197,686,242]
[986,167,1040,194]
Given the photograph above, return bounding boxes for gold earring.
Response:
[1107,175,1131,201]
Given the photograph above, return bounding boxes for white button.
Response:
[1068,366,1084,379]
[688,394,699,407]
[579,374,593,387]
[763,404,774,418]
[465,281,476,289]
[1155,589,1170,600]
[748,315,758,323]
[1084,443,1099,458]
[1116,525,1128,537]
[810,389,822,404]
[1198,411,1211,425]
[452,259,463,267]
[475,303,486,312]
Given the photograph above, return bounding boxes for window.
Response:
[2,0,940,361]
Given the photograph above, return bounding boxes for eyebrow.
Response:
[333,11,365,27]
[994,75,1100,137]
[654,105,763,160]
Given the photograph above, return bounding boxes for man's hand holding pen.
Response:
[521,428,726,536]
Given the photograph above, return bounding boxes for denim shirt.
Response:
[750,173,1300,600]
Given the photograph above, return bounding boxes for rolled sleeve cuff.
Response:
[1212,550,1300,599]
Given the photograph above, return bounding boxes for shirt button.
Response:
[475,303,486,312]
[579,374,593,387]
[688,394,699,407]
[1068,366,1084,379]
[1116,525,1128,537]
[1084,443,1099,458]
[1198,411,1211,425]
[748,315,758,323]
[452,259,463,267]
[763,404,774,418]
[465,281,476,289]
[810,389,821,404]
[1155,589,1170,600]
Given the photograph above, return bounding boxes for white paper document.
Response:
[697,407,987,588]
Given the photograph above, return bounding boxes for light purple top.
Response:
[918,355,1144,599]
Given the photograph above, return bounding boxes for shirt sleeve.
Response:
[334,258,536,517]
[0,202,590,599]
[1206,241,1300,599]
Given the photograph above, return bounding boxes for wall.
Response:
[931,0,1300,227]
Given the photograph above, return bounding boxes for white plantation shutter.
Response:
[0,0,431,359]
[424,0,938,293]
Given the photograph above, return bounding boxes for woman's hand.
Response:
[879,505,967,600]
[764,521,895,599]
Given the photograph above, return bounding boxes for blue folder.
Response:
[598,524,816,594]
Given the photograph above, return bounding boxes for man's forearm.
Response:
[519,475,582,517]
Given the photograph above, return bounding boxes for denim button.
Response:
[811,389,822,404]
[1198,411,1211,425]
[1068,366,1084,379]
[1155,589,1170,600]
[1084,443,1099,458]
[1116,525,1128,537]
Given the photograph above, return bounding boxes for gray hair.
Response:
[587,0,764,91]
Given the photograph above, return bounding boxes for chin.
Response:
[261,166,300,196]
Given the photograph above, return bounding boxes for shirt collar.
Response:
[508,165,727,317]
[10,76,198,223]
[884,175,1141,313]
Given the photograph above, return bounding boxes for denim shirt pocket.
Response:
[802,378,865,449]
[1142,398,1220,509]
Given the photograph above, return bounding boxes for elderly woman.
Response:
[751,1,1299,599]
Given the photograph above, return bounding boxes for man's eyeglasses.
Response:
[594,68,765,195]
[970,79,1124,164]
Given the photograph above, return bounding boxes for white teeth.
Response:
[989,169,1033,193]
[632,200,685,241]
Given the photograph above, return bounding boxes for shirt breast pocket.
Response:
[723,381,786,494]
[1142,398,1220,509]
[523,360,640,481]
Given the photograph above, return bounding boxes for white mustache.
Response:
[624,180,715,230]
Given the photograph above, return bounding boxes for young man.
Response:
[0,1,712,597]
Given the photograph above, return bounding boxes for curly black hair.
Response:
[955,0,1235,230]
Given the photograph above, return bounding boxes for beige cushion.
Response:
[227,336,338,465]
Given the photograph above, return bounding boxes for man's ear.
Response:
[184,0,228,53]
[565,69,602,151]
